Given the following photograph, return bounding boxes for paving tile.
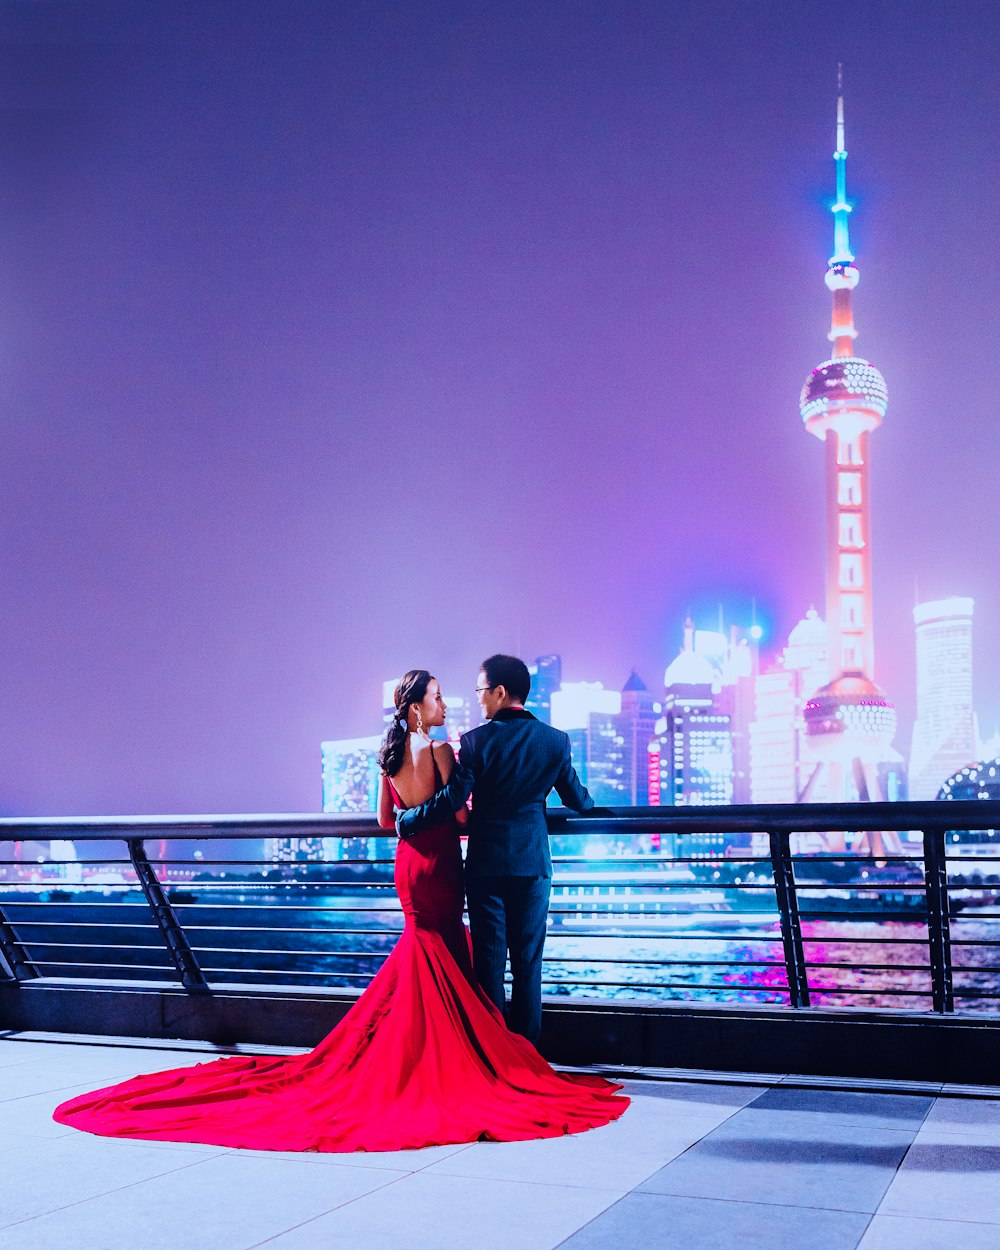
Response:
[229,1140,475,1173]
[249,1171,621,1250]
[912,1122,1000,1152]
[0,1153,401,1250]
[638,1116,914,1214]
[422,1109,721,1192]
[41,1062,222,1094]
[0,1044,209,1082]
[745,1087,933,1130]
[641,1065,779,1087]
[0,1129,220,1160]
[619,1079,763,1116]
[879,1139,1000,1224]
[0,1048,44,1071]
[622,1090,738,1129]
[0,1133,202,1229]
[18,1049,240,1077]
[923,1097,1000,1140]
[781,1075,942,1097]
[858,1214,1000,1250]
[706,1108,917,1146]
[593,1099,728,1161]
[0,1085,118,1138]
[10,1035,998,1250]
[558,1192,872,1250]
[720,1107,926,1142]
[91,1135,228,1157]
[0,1065,111,1101]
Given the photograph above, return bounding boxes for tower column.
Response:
[825,429,875,679]
[799,69,896,801]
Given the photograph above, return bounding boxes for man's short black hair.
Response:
[480,654,531,704]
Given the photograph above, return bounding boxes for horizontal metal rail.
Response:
[1,802,998,1015]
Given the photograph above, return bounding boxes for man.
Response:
[396,653,594,1044]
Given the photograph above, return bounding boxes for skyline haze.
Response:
[2,1,998,814]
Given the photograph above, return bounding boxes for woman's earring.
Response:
[415,708,424,735]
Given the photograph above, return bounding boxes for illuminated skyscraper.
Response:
[799,70,897,800]
[750,608,831,803]
[611,671,659,805]
[710,626,756,804]
[310,734,384,862]
[551,681,622,731]
[551,680,622,804]
[749,669,799,803]
[909,598,976,799]
[430,695,473,744]
[321,736,382,814]
[651,624,734,811]
[526,654,562,724]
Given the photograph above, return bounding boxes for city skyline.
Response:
[321,586,989,816]
[321,77,990,813]
[2,2,998,815]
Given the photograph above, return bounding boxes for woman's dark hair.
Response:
[480,654,531,704]
[377,668,433,776]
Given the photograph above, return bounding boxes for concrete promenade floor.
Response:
[0,1033,998,1249]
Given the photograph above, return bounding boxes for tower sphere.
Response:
[803,673,897,764]
[799,356,887,441]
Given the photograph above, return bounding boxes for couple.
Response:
[54,655,627,1152]
[384,654,595,1045]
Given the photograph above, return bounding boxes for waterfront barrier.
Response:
[1,801,999,1082]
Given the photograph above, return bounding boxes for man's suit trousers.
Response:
[465,874,551,1045]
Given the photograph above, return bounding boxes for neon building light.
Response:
[647,741,662,806]
[799,69,898,805]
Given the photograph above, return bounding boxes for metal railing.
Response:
[1,801,999,1015]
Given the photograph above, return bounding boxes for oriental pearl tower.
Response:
[799,69,897,803]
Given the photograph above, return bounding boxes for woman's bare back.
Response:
[387,739,455,809]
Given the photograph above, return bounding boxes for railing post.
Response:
[127,839,210,994]
[768,829,810,1009]
[923,827,954,1014]
[0,903,36,982]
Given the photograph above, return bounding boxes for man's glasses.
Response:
[474,685,495,697]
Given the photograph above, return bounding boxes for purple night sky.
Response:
[2,1,998,815]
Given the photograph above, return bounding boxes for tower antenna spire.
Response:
[824,64,859,356]
[830,64,852,269]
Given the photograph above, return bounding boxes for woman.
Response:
[53,670,628,1151]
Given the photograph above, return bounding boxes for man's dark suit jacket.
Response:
[396,707,594,877]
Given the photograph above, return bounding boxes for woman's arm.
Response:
[376,774,396,830]
[432,743,468,826]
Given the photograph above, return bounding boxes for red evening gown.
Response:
[53,777,628,1151]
